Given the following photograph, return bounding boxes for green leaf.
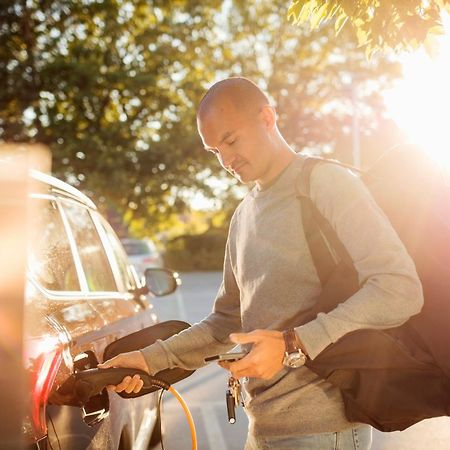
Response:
[327,3,341,20]
[428,24,445,35]
[287,0,319,24]
[356,27,370,46]
[298,3,312,22]
[335,11,349,34]
[301,1,319,23]
[364,43,377,60]
[310,2,330,29]
[287,1,303,23]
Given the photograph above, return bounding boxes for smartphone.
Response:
[204,351,248,363]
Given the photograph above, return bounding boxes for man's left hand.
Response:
[219,330,285,380]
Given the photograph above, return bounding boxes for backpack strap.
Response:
[296,157,323,198]
[296,157,356,286]
[296,157,336,286]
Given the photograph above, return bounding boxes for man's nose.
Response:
[217,147,235,170]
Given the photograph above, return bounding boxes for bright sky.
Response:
[383,12,450,170]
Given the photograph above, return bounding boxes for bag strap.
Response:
[296,157,355,284]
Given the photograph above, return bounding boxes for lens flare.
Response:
[383,13,450,171]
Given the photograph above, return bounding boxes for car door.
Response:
[26,187,164,450]
[43,197,159,449]
[91,212,162,448]
[25,194,106,448]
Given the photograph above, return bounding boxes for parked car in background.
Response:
[121,238,164,280]
[24,170,180,450]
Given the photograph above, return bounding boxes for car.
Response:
[23,170,180,450]
[121,238,164,280]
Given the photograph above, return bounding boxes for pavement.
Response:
[150,271,450,450]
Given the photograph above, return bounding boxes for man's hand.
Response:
[218,330,285,380]
[98,350,149,394]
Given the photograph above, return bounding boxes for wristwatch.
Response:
[282,329,307,368]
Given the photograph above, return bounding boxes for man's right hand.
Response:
[98,350,149,394]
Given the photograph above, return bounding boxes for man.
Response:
[100,77,423,449]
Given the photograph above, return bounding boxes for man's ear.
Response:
[259,105,277,131]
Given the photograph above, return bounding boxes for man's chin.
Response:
[235,173,253,184]
[234,169,255,184]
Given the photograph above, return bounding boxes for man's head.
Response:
[197,77,293,186]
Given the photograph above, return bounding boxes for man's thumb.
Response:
[98,355,120,368]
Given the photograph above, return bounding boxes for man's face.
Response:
[197,100,275,184]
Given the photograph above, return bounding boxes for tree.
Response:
[223,1,401,158]
[288,0,450,57]
[0,0,225,223]
[1,0,402,237]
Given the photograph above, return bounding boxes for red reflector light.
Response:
[25,336,63,439]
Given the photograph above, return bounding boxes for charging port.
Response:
[52,350,110,426]
[73,351,97,372]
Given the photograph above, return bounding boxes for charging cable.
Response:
[130,376,198,450]
[66,368,198,450]
[168,386,197,450]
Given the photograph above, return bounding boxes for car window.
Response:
[28,198,80,291]
[95,214,137,291]
[61,201,117,292]
[122,240,149,256]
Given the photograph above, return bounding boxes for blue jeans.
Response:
[245,426,372,450]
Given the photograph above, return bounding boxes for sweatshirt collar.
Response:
[251,153,304,198]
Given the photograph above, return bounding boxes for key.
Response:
[231,377,242,407]
[226,376,246,424]
[226,376,241,424]
[231,376,245,407]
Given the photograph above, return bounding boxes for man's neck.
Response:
[256,146,296,190]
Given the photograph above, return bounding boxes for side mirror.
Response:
[144,268,181,297]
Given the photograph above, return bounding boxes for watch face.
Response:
[283,352,306,368]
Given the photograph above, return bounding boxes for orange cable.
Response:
[168,385,198,450]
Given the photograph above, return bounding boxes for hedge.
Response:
[163,228,227,271]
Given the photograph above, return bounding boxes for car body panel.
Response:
[24,171,166,449]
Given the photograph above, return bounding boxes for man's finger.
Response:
[133,379,144,394]
[218,361,231,370]
[229,331,262,344]
[227,353,252,373]
[125,374,141,394]
[98,351,150,374]
[114,375,132,393]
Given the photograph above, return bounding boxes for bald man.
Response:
[101,78,423,449]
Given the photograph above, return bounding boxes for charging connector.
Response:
[58,367,198,450]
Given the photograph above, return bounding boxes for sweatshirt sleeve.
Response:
[140,227,242,374]
[296,163,424,360]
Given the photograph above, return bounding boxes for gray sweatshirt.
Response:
[141,154,423,437]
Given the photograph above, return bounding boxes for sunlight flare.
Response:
[383,13,450,169]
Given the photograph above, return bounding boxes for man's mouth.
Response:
[230,162,246,174]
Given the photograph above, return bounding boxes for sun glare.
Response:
[383,13,450,169]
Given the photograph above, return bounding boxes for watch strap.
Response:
[283,328,299,354]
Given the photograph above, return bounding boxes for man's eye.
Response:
[227,139,236,146]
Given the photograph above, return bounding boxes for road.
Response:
[150,271,450,450]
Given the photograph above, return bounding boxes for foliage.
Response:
[0,0,224,219]
[1,0,403,240]
[288,0,450,57]
[224,1,401,156]
[163,227,228,271]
